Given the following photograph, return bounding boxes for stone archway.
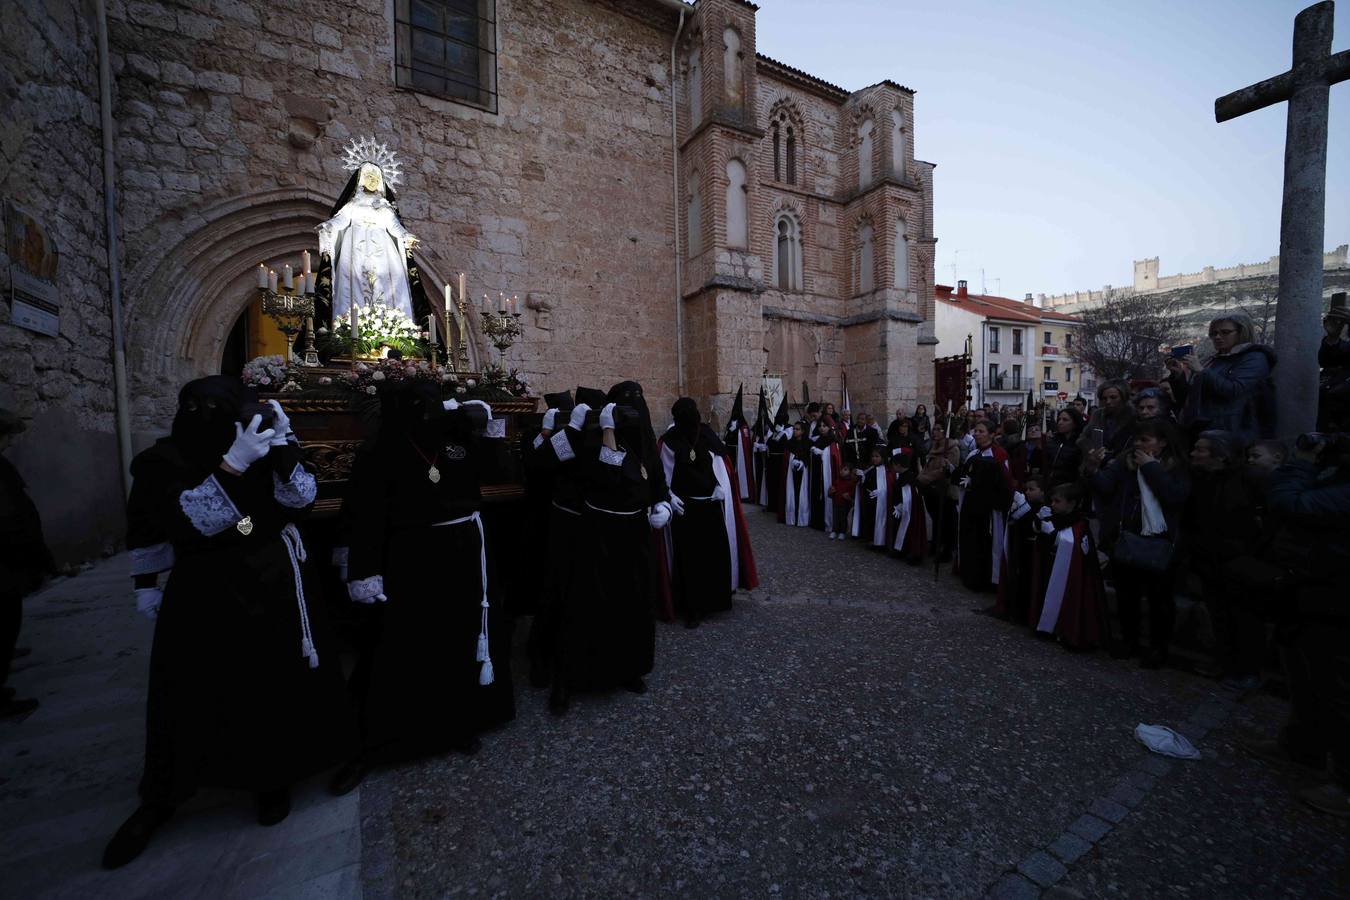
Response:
[122,188,483,448]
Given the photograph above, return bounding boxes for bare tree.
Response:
[1229,291,1278,345]
[1070,290,1186,382]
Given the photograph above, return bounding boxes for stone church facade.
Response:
[1,0,936,561]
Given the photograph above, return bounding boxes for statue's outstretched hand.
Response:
[405,234,420,252]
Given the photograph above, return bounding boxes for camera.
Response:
[1169,344,1194,359]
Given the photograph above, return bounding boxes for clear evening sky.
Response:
[754,0,1349,301]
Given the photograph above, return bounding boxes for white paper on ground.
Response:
[1134,723,1202,760]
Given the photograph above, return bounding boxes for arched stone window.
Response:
[768,100,803,185]
[893,218,909,290]
[725,158,748,249]
[722,27,742,104]
[858,119,874,190]
[688,48,702,128]
[686,171,702,258]
[785,126,796,185]
[772,123,781,182]
[857,221,874,295]
[890,108,906,178]
[774,213,802,292]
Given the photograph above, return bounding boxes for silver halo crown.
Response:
[341,136,402,190]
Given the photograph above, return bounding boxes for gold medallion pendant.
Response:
[236,516,254,536]
[427,465,442,484]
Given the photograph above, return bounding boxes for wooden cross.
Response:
[1215,1,1350,435]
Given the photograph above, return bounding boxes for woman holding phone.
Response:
[1165,311,1277,442]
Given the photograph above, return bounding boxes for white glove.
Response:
[1039,519,1056,535]
[569,403,591,430]
[599,402,617,430]
[811,446,824,456]
[753,442,767,452]
[792,458,805,472]
[442,398,460,411]
[1037,506,1053,520]
[266,399,293,446]
[712,485,725,501]
[892,504,903,519]
[223,415,276,472]
[542,408,559,431]
[958,475,972,489]
[135,587,162,620]
[868,489,878,500]
[648,501,672,529]
[348,575,387,604]
[727,419,738,432]
[669,493,686,516]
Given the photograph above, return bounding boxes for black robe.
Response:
[663,424,732,622]
[842,425,878,468]
[808,435,834,531]
[765,429,788,517]
[344,408,514,763]
[955,450,1014,592]
[126,440,354,805]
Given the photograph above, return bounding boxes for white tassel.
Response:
[478,658,495,685]
[476,633,488,662]
[302,637,319,669]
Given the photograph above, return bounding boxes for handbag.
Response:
[1112,529,1175,574]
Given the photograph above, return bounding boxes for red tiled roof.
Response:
[935,286,1042,324]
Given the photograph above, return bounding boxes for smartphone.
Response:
[1170,344,1194,359]
[239,402,276,430]
[1086,427,1104,451]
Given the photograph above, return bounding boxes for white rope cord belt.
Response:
[279,524,319,669]
[584,502,645,517]
[551,501,582,516]
[431,511,494,685]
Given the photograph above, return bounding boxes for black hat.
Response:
[728,384,745,423]
[773,396,791,426]
[753,386,770,436]
[544,390,575,412]
[575,386,607,408]
[1329,292,1350,323]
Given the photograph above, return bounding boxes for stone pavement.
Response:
[3,512,1348,898]
[0,555,362,900]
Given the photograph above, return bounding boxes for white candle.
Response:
[256,263,267,289]
[268,269,278,292]
[428,314,437,344]
[283,264,293,290]
[458,273,466,306]
[305,272,317,294]
[498,292,506,313]
[303,250,311,275]
[482,293,490,313]
[445,283,452,308]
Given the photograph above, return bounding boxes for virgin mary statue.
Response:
[316,138,431,327]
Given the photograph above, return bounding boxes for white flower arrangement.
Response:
[240,355,294,389]
[331,303,423,357]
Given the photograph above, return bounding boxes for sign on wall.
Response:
[4,201,60,338]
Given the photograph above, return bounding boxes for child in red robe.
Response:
[1029,483,1108,650]
[827,462,856,541]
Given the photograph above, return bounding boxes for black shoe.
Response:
[102,805,172,869]
[12,647,31,659]
[328,760,367,797]
[1110,642,1139,660]
[0,697,38,719]
[623,677,647,695]
[548,683,570,716]
[256,788,291,827]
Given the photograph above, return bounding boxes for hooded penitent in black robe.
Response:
[807,431,837,530]
[573,380,670,689]
[343,382,514,763]
[662,399,733,625]
[124,376,355,806]
[524,392,600,690]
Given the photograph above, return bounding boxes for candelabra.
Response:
[254,257,319,366]
[481,292,523,364]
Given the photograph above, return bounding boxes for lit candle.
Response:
[305,271,317,294]
[303,250,311,275]
[482,293,490,314]
[283,264,293,290]
[268,269,278,292]
[458,272,466,306]
[256,263,267,289]
[445,283,452,308]
[511,295,519,315]
[498,292,505,313]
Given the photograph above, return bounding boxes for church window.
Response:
[893,219,909,290]
[687,171,703,258]
[722,27,743,104]
[890,108,906,178]
[785,127,797,184]
[857,222,874,294]
[688,47,702,128]
[858,119,874,190]
[725,159,749,249]
[772,124,781,182]
[395,0,498,112]
[774,214,802,292]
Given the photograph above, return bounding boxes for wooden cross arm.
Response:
[1216,48,1350,122]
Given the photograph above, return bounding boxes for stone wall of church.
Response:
[106,0,684,440]
[0,1,127,563]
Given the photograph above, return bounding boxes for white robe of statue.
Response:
[317,169,416,322]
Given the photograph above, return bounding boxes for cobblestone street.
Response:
[3,510,1347,898]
